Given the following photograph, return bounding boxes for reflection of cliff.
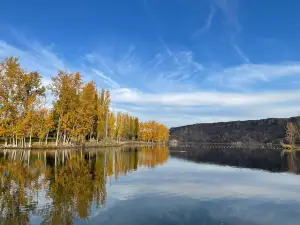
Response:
[0,146,169,224]
[170,147,300,174]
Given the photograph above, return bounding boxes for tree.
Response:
[79,81,98,141]
[22,71,46,147]
[139,121,169,143]
[285,122,298,146]
[50,71,82,146]
[97,89,111,140]
[0,57,25,146]
[134,118,139,139]
[0,57,45,147]
[116,112,124,142]
[108,112,116,139]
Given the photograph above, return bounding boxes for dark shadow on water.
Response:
[170,147,300,174]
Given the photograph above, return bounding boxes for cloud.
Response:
[193,6,216,38]
[111,88,300,107]
[232,42,250,63]
[110,88,300,126]
[207,62,300,89]
[0,40,65,77]
[92,69,120,89]
[0,36,124,91]
[149,48,204,83]
[86,44,203,92]
[213,0,240,31]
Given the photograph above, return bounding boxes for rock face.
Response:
[169,116,300,144]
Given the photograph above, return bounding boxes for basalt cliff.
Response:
[169,116,300,144]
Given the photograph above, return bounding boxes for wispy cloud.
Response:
[0,40,65,77]
[207,62,300,89]
[213,0,240,31]
[0,35,123,91]
[193,6,216,38]
[232,42,250,63]
[92,69,120,89]
[86,43,203,91]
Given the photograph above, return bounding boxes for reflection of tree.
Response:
[0,146,169,224]
[0,152,47,225]
[39,156,97,224]
[139,146,169,168]
[286,152,300,174]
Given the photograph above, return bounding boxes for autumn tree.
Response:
[139,121,169,143]
[50,71,82,146]
[97,89,111,140]
[134,117,139,139]
[0,57,45,147]
[115,112,124,142]
[0,57,24,146]
[79,81,98,141]
[108,112,116,139]
[32,108,54,145]
[285,122,298,146]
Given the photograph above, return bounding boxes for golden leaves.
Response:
[139,121,169,142]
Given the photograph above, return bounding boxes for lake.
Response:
[1,146,300,225]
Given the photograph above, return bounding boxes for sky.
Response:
[1,0,300,127]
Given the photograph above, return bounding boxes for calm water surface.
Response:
[1,146,300,225]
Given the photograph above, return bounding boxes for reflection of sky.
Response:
[28,156,300,225]
[85,157,300,225]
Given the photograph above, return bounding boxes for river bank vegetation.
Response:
[0,57,169,148]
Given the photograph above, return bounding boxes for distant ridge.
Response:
[169,116,300,144]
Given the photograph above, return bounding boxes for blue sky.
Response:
[1,0,300,127]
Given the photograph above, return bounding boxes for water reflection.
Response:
[0,146,169,224]
[170,147,300,174]
[1,146,300,225]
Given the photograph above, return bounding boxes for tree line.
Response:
[0,57,169,147]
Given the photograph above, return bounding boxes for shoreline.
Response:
[0,140,167,151]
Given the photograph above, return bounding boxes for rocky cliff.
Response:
[169,116,300,144]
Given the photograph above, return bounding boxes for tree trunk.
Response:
[66,135,71,145]
[29,128,32,147]
[12,136,15,147]
[105,112,108,138]
[63,132,67,145]
[56,117,61,146]
[45,132,49,145]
